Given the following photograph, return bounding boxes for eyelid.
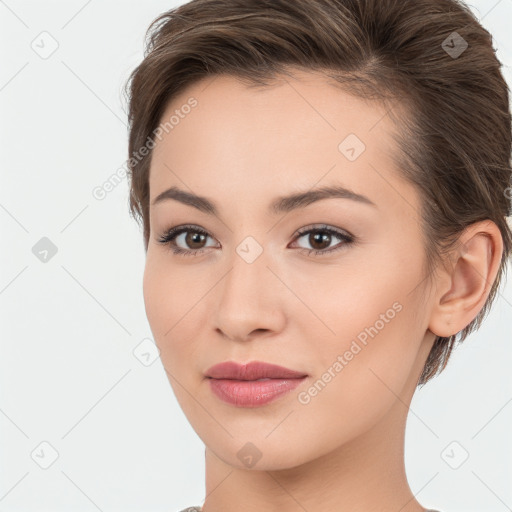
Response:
[158,223,355,256]
[289,224,355,254]
[292,223,353,240]
[157,224,218,251]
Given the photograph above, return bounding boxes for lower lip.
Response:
[208,377,307,407]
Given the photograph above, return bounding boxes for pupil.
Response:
[311,232,330,250]
[187,232,205,248]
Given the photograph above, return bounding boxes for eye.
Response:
[158,223,355,257]
[290,224,354,256]
[158,224,218,257]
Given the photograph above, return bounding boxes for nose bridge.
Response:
[213,237,284,340]
[221,238,272,310]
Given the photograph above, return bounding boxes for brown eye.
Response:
[158,225,217,256]
[292,225,354,256]
[159,223,354,257]
[308,231,332,251]
[184,231,208,249]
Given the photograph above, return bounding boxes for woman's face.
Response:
[143,69,437,469]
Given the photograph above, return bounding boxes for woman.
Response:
[124,0,512,510]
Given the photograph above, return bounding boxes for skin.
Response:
[142,68,503,512]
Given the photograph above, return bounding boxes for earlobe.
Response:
[428,220,504,338]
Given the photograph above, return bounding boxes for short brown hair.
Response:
[124,0,512,386]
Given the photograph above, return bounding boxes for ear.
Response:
[428,220,504,338]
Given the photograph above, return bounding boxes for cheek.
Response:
[142,251,214,382]
[143,255,168,337]
[300,245,426,400]
[143,253,190,352]
[143,255,203,407]
[143,249,193,327]
[290,291,423,453]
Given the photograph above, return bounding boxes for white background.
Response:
[0,1,511,511]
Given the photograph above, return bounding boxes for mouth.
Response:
[207,376,307,408]
[205,360,308,408]
[205,360,308,380]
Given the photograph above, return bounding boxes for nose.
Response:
[213,247,286,343]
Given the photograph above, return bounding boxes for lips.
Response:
[205,360,308,407]
[205,360,308,380]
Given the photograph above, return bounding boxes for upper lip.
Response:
[205,360,308,380]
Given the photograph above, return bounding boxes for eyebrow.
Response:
[151,184,377,215]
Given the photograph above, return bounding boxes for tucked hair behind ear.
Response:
[123,0,512,386]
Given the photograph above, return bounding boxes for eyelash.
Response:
[157,223,355,258]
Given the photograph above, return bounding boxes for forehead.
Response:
[148,70,415,217]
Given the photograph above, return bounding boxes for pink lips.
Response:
[205,360,308,408]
